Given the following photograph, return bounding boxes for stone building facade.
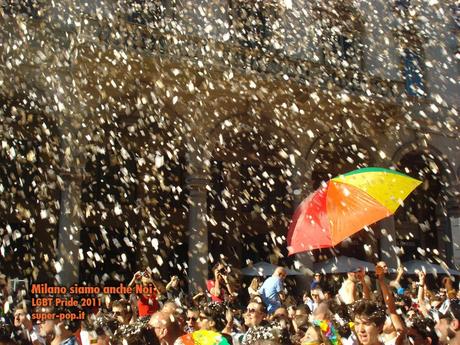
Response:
[0,0,459,291]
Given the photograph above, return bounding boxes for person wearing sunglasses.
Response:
[184,308,199,334]
[112,299,135,326]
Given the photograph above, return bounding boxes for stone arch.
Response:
[304,130,380,261]
[79,103,190,284]
[0,92,61,282]
[305,129,379,186]
[206,109,300,270]
[392,140,457,185]
[392,141,455,264]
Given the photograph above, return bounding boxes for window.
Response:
[394,0,410,11]
[229,0,279,49]
[1,0,40,18]
[122,0,176,26]
[403,48,426,97]
[315,5,363,70]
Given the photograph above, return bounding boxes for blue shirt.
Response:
[258,276,283,314]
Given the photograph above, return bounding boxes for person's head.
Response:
[407,316,438,345]
[274,267,287,280]
[244,300,267,328]
[376,261,388,275]
[435,299,460,344]
[311,289,323,303]
[149,311,182,343]
[323,290,333,301]
[162,301,178,315]
[352,300,386,345]
[185,308,199,331]
[314,273,322,282]
[301,325,332,345]
[197,303,226,332]
[169,276,179,288]
[141,275,154,288]
[112,299,132,325]
[249,277,260,290]
[271,307,289,322]
[287,305,297,319]
[13,306,32,330]
[347,271,358,282]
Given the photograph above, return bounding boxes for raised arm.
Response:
[416,271,429,317]
[128,271,142,287]
[356,268,371,300]
[376,265,405,332]
[390,266,404,289]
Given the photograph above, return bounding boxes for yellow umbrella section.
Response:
[332,167,422,213]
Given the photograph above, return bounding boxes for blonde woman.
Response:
[248,277,260,299]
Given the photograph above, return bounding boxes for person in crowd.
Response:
[376,261,404,290]
[148,311,184,345]
[13,305,44,345]
[352,299,386,345]
[248,278,260,300]
[311,273,323,290]
[242,300,284,345]
[165,276,185,304]
[184,308,199,334]
[338,268,371,305]
[436,298,460,345]
[375,264,406,345]
[206,262,235,304]
[300,324,333,345]
[112,300,135,326]
[258,267,286,314]
[306,288,323,312]
[0,274,11,324]
[128,270,161,318]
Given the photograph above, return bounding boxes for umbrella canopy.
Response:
[402,260,460,276]
[287,167,421,255]
[240,261,303,276]
[314,256,376,274]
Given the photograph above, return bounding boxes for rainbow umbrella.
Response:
[287,167,421,255]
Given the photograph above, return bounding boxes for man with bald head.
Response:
[258,267,287,314]
[149,311,184,345]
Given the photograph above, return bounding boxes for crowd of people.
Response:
[1,260,460,345]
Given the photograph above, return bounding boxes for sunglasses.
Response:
[246,308,259,314]
[187,317,198,321]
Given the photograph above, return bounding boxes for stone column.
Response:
[291,164,314,293]
[56,171,82,285]
[185,133,212,294]
[378,216,399,269]
[186,175,209,294]
[376,157,400,269]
